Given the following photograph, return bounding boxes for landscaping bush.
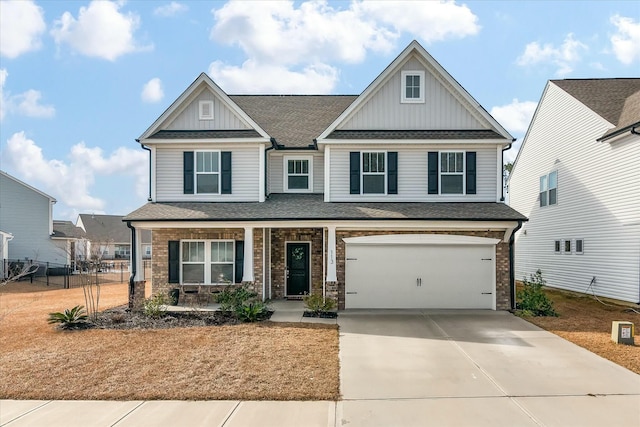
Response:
[516,269,558,317]
[215,285,257,312]
[303,294,337,314]
[235,301,269,322]
[144,293,169,318]
[48,305,90,329]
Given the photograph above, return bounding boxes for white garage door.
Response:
[345,234,499,309]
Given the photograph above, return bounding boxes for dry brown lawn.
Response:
[522,287,640,374]
[0,282,339,401]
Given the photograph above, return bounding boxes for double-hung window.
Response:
[362,152,386,194]
[440,152,464,194]
[284,156,312,192]
[196,151,220,194]
[540,171,557,207]
[401,71,425,103]
[181,240,234,284]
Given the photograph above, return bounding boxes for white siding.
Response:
[267,151,324,194]
[327,144,498,202]
[340,57,485,130]
[166,89,251,131]
[0,174,62,264]
[155,144,261,201]
[509,82,640,303]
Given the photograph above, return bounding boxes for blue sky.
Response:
[1,0,638,221]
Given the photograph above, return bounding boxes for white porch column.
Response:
[326,226,337,282]
[242,227,254,282]
[134,228,145,281]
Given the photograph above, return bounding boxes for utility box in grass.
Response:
[611,321,634,345]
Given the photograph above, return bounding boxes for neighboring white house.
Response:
[125,40,526,310]
[509,78,640,304]
[0,171,65,265]
[51,220,86,268]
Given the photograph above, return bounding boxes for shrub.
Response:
[235,301,269,322]
[215,285,257,312]
[144,293,169,318]
[303,294,336,314]
[516,269,558,317]
[48,305,90,329]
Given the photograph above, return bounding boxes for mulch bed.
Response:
[303,310,338,319]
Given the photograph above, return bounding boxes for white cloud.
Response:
[0,69,55,121]
[141,78,164,103]
[209,0,480,93]
[490,99,537,135]
[516,33,587,76]
[3,132,148,212]
[51,0,151,61]
[209,60,338,94]
[154,2,188,17]
[0,0,46,58]
[610,15,640,65]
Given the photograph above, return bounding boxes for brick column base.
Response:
[129,280,146,311]
[325,281,339,307]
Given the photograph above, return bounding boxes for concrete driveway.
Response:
[337,310,640,427]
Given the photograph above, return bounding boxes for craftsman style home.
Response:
[125,41,526,310]
[509,78,640,304]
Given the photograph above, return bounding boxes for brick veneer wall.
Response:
[335,230,510,310]
[270,228,324,299]
[151,228,264,299]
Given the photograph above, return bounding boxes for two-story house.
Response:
[125,41,526,310]
[509,78,640,304]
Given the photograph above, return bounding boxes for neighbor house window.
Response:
[575,239,584,254]
[362,152,386,194]
[564,239,571,254]
[144,245,151,257]
[440,152,464,194]
[554,240,561,254]
[284,156,312,192]
[199,100,214,120]
[401,71,425,103]
[181,240,234,285]
[540,171,557,207]
[196,151,220,194]
[115,245,130,259]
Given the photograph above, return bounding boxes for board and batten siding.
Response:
[154,144,260,202]
[166,89,252,131]
[267,152,324,194]
[327,145,498,202]
[339,57,485,130]
[509,82,640,303]
[0,174,62,264]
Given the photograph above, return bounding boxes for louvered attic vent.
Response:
[199,100,214,120]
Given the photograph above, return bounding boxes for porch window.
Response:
[181,240,235,285]
[182,241,205,283]
[211,241,234,283]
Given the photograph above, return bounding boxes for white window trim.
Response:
[540,170,558,207]
[195,150,221,195]
[439,150,466,195]
[401,70,425,103]
[575,239,584,255]
[180,239,235,285]
[361,151,387,195]
[554,240,561,254]
[563,239,572,254]
[283,155,313,193]
[199,100,214,120]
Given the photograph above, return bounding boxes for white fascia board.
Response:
[140,138,271,145]
[343,234,501,246]
[317,139,510,146]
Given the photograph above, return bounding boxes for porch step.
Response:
[285,296,304,301]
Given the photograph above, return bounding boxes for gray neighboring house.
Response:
[77,214,151,260]
[0,171,65,268]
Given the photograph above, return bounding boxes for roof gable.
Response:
[138,73,270,141]
[0,171,56,202]
[318,40,513,142]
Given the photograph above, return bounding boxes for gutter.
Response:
[501,142,512,202]
[509,220,524,310]
[126,221,137,310]
[139,142,152,201]
[265,138,277,198]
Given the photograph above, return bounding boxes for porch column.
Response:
[326,226,337,282]
[134,228,144,281]
[242,227,254,282]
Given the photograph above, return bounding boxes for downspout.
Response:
[126,221,137,310]
[631,126,640,136]
[509,220,524,310]
[138,141,152,201]
[264,138,277,198]
[501,141,513,202]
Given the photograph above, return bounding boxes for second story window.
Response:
[539,171,557,207]
[284,156,312,192]
[401,71,425,103]
[362,152,386,194]
[196,151,220,194]
[440,152,464,194]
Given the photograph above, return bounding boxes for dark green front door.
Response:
[286,243,310,296]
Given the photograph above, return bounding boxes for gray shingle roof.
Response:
[124,194,526,222]
[148,130,262,139]
[52,221,85,239]
[230,95,358,147]
[327,129,504,140]
[79,214,151,244]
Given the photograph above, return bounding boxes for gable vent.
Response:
[199,100,214,120]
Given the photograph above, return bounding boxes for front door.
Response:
[286,242,310,296]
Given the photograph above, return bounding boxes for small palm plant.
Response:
[48,305,90,329]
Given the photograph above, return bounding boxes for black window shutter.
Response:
[234,240,244,283]
[428,152,438,194]
[388,152,398,194]
[221,151,232,194]
[349,152,360,194]
[183,152,194,194]
[466,151,477,195]
[168,241,180,283]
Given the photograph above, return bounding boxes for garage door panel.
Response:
[345,243,495,309]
